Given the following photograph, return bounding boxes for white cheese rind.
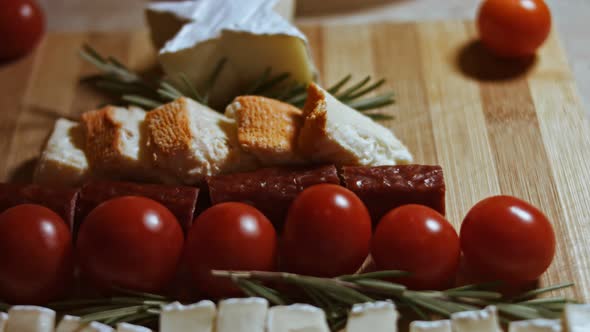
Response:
[451,306,502,332]
[509,319,562,332]
[346,301,399,332]
[0,312,7,332]
[5,306,56,332]
[216,297,268,332]
[117,322,152,332]
[409,320,452,332]
[564,304,590,332]
[267,304,330,332]
[55,315,82,332]
[160,300,216,332]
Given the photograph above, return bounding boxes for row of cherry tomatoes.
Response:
[0,184,555,305]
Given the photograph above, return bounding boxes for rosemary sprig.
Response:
[79,45,394,120]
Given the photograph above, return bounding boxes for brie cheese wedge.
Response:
[5,306,55,332]
[451,306,502,332]
[56,315,82,332]
[509,319,562,332]
[0,312,7,332]
[267,304,330,332]
[117,322,152,332]
[564,304,590,332]
[216,297,268,332]
[345,301,399,332]
[409,320,452,332]
[160,300,216,332]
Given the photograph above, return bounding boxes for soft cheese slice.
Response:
[117,322,152,332]
[509,319,562,332]
[564,304,590,332]
[0,312,7,332]
[5,306,55,332]
[216,297,268,332]
[410,320,452,332]
[82,105,157,181]
[56,315,82,332]
[225,96,304,165]
[146,97,257,184]
[34,118,89,186]
[451,306,502,332]
[345,301,399,332]
[298,83,413,166]
[160,300,216,332]
[267,304,330,332]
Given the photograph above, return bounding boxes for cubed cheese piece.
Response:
[117,322,152,332]
[509,319,562,332]
[34,118,89,186]
[564,304,590,332]
[298,83,413,166]
[410,320,452,332]
[267,304,330,332]
[345,301,399,332]
[56,315,82,332]
[5,306,55,332]
[79,322,115,332]
[0,312,7,332]
[160,300,216,332]
[451,306,501,332]
[146,97,256,184]
[216,297,268,332]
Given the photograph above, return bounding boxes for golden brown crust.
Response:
[230,96,303,164]
[145,97,193,159]
[298,83,328,157]
[81,106,121,170]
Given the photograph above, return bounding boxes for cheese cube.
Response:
[216,297,268,332]
[79,322,115,332]
[117,322,152,332]
[56,315,82,332]
[267,304,330,332]
[345,301,399,332]
[160,300,216,332]
[509,319,562,332]
[0,312,7,332]
[409,320,452,332]
[564,304,590,332]
[451,306,502,332]
[5,306,55,332]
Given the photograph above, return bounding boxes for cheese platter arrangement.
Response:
[1,0,590,331]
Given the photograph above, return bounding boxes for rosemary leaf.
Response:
[366,113,394,121]
[444,290,503,300]
[339,270,410,281]
[180,74,204,102]
[236,279,286,305]
[336,76,371,100]
[512,282,575,301]
[520,296,568,305]
[255,72,291,94]
[444,281,504,293]
[352,279,406,296]
[349,94,395,111]
[122,95,162,109]
[342,79,386,101]
[80,305,146,323]
[327,74,352,94]
[497,304,543,320]
[244,68,272,95]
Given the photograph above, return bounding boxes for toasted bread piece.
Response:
[298,83,413,166]
[81,106,157,182]
[146,97,257,184]
[34,118,89,186]
[225,96,304,165]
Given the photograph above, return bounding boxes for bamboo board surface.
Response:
[0,21,589,301]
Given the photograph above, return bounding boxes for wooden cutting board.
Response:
[1,21,589,301]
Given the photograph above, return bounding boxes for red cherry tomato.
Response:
[0,0,45,61]
[460,195,555,283]
[77,196,184,293]
[371,205,460,290]
[477,0,551,57]
[185,202,278,298]
[282,184,372,277]
[0,204,73,304]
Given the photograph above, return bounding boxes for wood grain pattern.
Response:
[1,21,590,301]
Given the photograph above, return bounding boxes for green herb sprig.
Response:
[79,45,394,120]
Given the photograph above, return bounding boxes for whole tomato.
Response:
[0,204,73,304]
[281,184,372,277]
[478,0,551,57]
[371,205,460,290]
[0,0,45,60]
[185,202,278,298]
[460,195,555,283]
[77,196,184,293]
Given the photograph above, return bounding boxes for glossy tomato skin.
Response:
[371,205,460,290]
[282,184,372,277]
[0,0,45,61]
[460,195,555,283]
[0,204,73,304]
[478,0,551,57]
[185,202,278,298]
[77,196,184,293]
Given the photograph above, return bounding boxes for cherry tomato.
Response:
[185,202,278,298]
[0,0,45,61]
[281,184,371,277]
[477,0,551,57]
[460,195,555,283]
[77,196,184,293]
[371,205,460,290]
[0,204,73,304]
